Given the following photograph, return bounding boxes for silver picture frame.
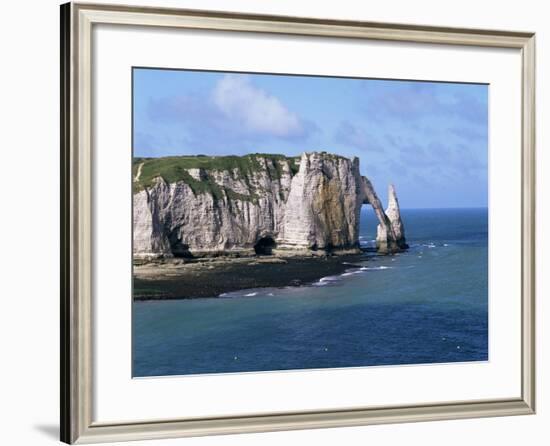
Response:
[60,2,536,443]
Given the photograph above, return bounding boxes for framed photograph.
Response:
[60,2,536,444]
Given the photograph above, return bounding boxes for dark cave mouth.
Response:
[254,236,276,255]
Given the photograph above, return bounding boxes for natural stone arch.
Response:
[361,178,408,253]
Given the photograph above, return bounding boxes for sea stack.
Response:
[133,152,407,259]
[376,184,408,253]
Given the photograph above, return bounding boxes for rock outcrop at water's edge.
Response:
[377,184,408,252]
[133,152,407,259]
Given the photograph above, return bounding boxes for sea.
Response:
[133,207,488,377]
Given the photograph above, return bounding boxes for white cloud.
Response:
[212,75,303,137]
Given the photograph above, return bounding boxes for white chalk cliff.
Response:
[133,152,407,259]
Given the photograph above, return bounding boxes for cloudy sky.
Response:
[133,68,488,209]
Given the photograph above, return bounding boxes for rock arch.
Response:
[361,178,408,253]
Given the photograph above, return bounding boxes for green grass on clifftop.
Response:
[132,154,301,199]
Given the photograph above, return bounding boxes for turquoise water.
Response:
[133,207,488,377]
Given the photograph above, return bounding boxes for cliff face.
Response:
[133,152,406,259]
[277,153,362,250]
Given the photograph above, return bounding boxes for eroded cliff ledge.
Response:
[133,152,407,259]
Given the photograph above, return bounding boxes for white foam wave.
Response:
[360,266,393,271]
[342,269,365,276]
[417,242,436,249]
[314,275,342,286]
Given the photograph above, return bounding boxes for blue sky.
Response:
[133,68,488,209]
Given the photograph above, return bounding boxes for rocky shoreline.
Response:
[132,152,408,300]
[133,252,373,300]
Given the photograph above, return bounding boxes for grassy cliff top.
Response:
[132,152,352,197]
[132,153,301,196]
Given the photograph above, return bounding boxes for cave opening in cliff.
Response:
[168,231,193,258]
[254,236,276,255]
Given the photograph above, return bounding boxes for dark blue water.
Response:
[133,208,488,377]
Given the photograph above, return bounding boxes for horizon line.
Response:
[375,206,488,210]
